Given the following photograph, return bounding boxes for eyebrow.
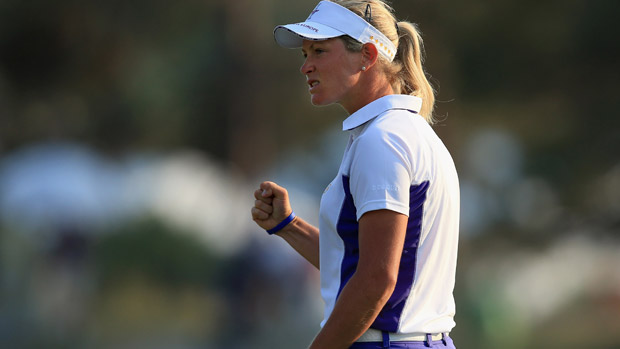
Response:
[301,43,314,54]
[301,42,322,54]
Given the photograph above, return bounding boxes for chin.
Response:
[310,94,335,107]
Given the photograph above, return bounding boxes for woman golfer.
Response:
[251,1,459,348]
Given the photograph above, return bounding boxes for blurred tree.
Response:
[93,217,218,288]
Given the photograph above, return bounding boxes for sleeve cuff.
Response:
[356,200,410,221]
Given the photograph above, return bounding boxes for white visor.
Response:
[273,1,397,62]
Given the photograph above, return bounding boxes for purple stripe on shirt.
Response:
[336,175,360,299]
[371,180,428,332]
[336,176,429,332]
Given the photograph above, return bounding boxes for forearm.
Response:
[309,272,394,348]
[275,216,320,269]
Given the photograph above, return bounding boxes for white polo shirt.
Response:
[318,94,460,334]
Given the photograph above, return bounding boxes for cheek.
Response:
[331,73,357,96]
[314,59,358,102]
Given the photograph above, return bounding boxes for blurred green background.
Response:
[1,0,619,348]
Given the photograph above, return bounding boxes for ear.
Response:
[361,43,380,69]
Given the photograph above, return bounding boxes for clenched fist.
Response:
[251,181,293,232]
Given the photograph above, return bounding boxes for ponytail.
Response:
[332,0,436,123]
[393,21,435,123]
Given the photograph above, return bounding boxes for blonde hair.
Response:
[331,0,436,123]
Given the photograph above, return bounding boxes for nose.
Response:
[300,57,314,75]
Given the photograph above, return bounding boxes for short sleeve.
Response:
[349,126,413,220]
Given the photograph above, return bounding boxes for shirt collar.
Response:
[342,94,423,131]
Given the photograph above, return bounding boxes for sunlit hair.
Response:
[331,0,436,123]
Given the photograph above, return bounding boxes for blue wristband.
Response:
[266,211,296,235]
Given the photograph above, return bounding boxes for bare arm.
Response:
[251,181,320,269]
[276,215,320,269]
[309,209,408,349]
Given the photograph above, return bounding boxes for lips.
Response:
[307,79,320,91]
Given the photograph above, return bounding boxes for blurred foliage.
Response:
[93,218,218,288]
[1,0,618,194]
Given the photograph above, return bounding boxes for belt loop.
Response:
[441,332,447,346]
[424,333,432,347]
[381,331,390,348]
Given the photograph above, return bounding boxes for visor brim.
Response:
[274,22,345,48]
